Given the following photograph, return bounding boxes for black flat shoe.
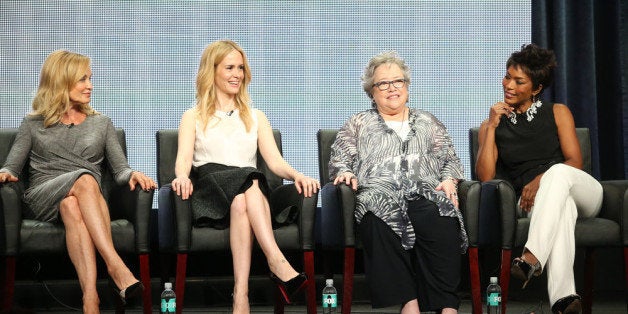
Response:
[108,277,144,305]
[551,294,581,314]
[269,272,308,304]
[511,257,542,289]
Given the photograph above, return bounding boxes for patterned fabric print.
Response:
[329,108,468,252]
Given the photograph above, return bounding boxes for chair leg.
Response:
[342,247,355,314]
[2,256,15,311]
[499,249,512,314]
[468,247,482,314]
[139,253,152,314]
[175,253,188,314]
[583,248,595,314]
[624,247,628,314]
[303,250,317,314]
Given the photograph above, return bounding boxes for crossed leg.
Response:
[229,180,299,312]
[60,174,139,313]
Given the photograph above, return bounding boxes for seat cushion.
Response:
[189,224,301,252]
[20,220,66,253]
[20,219,136,254]
[514,217,621,247]
[111,219,137,253]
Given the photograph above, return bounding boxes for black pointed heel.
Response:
[511,257,542,289]
[551,294,581,314]
[108,277,144,305]
[269,272,308,304]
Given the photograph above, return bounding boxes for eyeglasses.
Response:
[373,79,406,91]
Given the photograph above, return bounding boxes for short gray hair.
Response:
[361,51,411,100]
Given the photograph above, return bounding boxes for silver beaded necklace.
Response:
[509,100,542,124]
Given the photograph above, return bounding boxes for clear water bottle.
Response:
[322,278,337,313]
[160,282,176,314]
[486,276,501,314]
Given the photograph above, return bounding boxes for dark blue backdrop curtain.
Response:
[532,0,627,180]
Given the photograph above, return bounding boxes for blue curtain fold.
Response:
[532,0,627,179]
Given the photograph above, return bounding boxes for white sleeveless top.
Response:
[192,108,259,168]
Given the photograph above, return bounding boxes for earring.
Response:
[531,94,540,105]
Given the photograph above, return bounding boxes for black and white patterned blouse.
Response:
[329,108,468,252]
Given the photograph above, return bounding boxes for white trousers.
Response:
[522,163,602,306]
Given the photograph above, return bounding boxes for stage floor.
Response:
[9,293,627,314]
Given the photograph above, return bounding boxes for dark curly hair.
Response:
[507,44,557,94]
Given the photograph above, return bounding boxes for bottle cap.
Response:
[325,279,334,286]
[490,277,498,284]
[165,282,173,289]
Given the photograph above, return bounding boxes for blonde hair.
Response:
[195,40,254,131]
[31,50,95,127]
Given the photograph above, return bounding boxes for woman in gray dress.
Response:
[0,50,156,313]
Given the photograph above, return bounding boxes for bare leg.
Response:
[230,194,253,314]
[243,180,298,282]
[66,175,138,290]
[441,308,457,314]
[400,299,420,314]
[60,195,100,314]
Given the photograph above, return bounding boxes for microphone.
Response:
[68,123,74,128]
[226,110,234,116]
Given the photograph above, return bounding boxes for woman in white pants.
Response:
[475,44,602,314]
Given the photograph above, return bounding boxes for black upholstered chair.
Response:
[155,129,318,314]
[317,128,481,313]
[468,127,628,314]
[0,128,154,314]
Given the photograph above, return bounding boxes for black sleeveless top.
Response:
[495,102,565,195]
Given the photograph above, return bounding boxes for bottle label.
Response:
[322,293,337,308]
[161,298,176,313]
[487,292,501,306]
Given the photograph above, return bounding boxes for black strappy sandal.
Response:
[511,257,542,289]
[551,294,582,314]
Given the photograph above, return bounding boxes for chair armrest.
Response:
[299,189,318,251]
[458,180,481,247]
[172,191,193,253]
[157,185,176,252]
[624,187,628,246]
[480,179,517,249]
[116,184,154,254]
[270,184,318,251]
[0,181,24,256]
[598,180,628,245]
[336,184,357,247]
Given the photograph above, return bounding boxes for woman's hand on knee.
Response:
[520,174,542,212]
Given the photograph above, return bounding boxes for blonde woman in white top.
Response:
[172,40,320,314]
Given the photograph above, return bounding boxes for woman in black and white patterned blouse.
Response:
[329,51,466,314]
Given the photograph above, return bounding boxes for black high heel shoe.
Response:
[551,294,581,314]
[108,277,144,305]
[269,272,308,304]
[511,257,542,289]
